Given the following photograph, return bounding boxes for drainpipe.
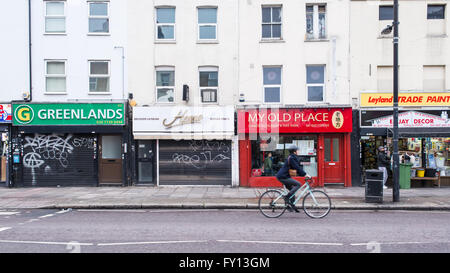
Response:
[28,0,32,102]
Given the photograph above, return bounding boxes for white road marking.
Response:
[97,240,208,246]
[351,241,450,246]
[77,209,148,213]
[0,212,20,216]
[0,240,93,246]
[216,240,343,246]
[39,214,55,219]
[0,227,12,232]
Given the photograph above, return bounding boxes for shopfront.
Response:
[356,92,450,187]
[238,107,353,187]
[11,102,129,187]
[0,104,12,186]
[132,106,237,186]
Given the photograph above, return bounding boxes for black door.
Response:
[137,140,155,184]
[159,140,232,185]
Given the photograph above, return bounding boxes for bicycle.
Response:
[258,177,331,219]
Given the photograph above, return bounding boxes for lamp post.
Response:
[381,0,400,202]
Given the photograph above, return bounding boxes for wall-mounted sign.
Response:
[238,108,353,134]
[0,104,12,123]
[361,110,449,128]
[360,92,450,107]
[12,103,125,126]
[133,106,234,139]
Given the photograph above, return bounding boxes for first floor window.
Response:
[89,61,110,92]
[156,67,175,103]
[45,60,66,93]
[263,66,281,103]
[428,5,445,20]
[45,1,65,33]
[306,65,325,102]
[88,1,109,33]
[199,67,218,103]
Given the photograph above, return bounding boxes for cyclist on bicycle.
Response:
[276,145,311,212]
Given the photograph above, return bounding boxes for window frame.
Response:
[199,66,219,104]
[88,1,110,35]
[155,6,176,41]
[45,60,67,94]
[88,60,111,94]
[155,66,176,104]
[262,66,282,104]
[197,6,218,41]
[261,5,283,40]
[44,1,66,34]
[306,65,326,103]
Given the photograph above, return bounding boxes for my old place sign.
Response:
[12,103,125,126]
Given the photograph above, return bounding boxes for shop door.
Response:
[137,140,155,184]
[159,140,232,185]
[99,135,123,185]
[324,135,344,183]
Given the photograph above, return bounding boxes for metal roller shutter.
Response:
[22,133,97,187]
[159,140,232,185]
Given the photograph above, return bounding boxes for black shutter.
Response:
[159,140,232,185]
[22,134,97,187]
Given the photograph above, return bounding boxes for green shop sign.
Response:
[12,103,125,126]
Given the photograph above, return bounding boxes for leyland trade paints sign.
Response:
[0,104,12,123]
[12,103,125,126]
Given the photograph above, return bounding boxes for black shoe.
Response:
[291,205,300,213]
[285,206,293,212]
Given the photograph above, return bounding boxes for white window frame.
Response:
[155,6,176,41]
[44,1,66,34]
[305,4,327,40]
[88,60,110,94]
[88,1,110,35]
[261,5,283,40]
[262,66,282,104]
[155,66,175,104]
[306,65,326,103]
[197,6,218,41]
[45,60,67,94]
[199,66,219,104]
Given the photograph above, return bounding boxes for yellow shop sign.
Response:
[360,92,450,107]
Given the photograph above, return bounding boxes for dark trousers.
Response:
[278,177,301,200]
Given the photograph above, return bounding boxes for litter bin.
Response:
[399,163,412,189]
[365,169,383,203]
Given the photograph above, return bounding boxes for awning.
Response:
[133,132,234,140]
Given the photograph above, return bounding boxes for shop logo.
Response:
[14,105,34,124]
[332,111,344,129]
[163,110,203,129]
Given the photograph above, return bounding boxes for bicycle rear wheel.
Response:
[258,190,287,218]
[302,190,331,219]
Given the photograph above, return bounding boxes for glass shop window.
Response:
[251,135,317,177]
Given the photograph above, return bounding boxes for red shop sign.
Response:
[238,108,353,133]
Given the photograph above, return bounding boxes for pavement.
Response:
[0,184,450,210]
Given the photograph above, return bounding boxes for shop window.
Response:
[251,135,317,177]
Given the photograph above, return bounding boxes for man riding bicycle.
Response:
[276,145,311,212]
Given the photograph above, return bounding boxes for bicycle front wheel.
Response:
[258,190,287,218]
[302,190,331,219]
